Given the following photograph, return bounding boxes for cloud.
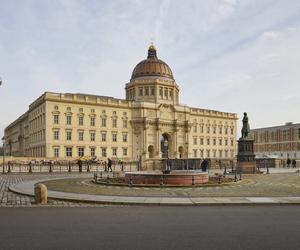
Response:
[1,0,300,138]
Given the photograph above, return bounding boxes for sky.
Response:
[1,0,300,138]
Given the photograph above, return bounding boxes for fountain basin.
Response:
[125,170,209,185]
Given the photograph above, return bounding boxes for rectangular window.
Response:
[53,148,59,157]
[219,139,222,146]
[66,147,72,157]
[200,150,204,158]
[54,115,59,124]
[219,150,223,158]
[207,126,210,133]
[112,119,117,128]
[90,132,95,141]
[200,125,204,133]
[200,138,204,145]
[213,138,216,145]
[213,150,216,158]
[112,148,117,156]
[139,87,143,96]
[225,127,228,135]
[164,88,168,97]
[193,137,197,145]
[123,120,127,128]
[123,148,127,156]
[151,87,155,96]
[213,127,216,134]
[78,147,84,157]
[206,150,210,158]
[79,116,84,126]
[66,131,72,141]
[145,87,149,96]
[225,139,228,146]
[90,148,95,157]
[53,131,59,140]
[90,117,95,126]
[101,118,106,127]
[207,138,210,145]
[101,132,106,142]
[123,133,128,142]
[231,139,234,146]
[231,128,234,135]
[78,131,84,141]
[112,133,117,142]
[159,88,163,97]
[193,149,197,158]
[219,127,222,134]
[101,148,107,157]
[66,116,72,125]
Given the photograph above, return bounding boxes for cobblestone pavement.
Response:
[0,173,112,207]
[43,172,300,197]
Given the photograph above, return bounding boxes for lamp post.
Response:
[2,138,5,174]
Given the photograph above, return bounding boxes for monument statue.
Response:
[237,112,256,174]
[241,112,250,138]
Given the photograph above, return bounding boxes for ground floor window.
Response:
[90,147,95,157]
[123,148,127,156]
[112,148,117,156]
[66,147,72,157]
[53,147,59,157]
[101,148,107,157]
[78,147,84,157]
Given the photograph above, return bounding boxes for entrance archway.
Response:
[148,145,155,158]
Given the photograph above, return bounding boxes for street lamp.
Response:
[2,137,5,174]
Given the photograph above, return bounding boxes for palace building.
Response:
[252,122,300,159]
[4,44,238,161]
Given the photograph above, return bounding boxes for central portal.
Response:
[160,133,170,159]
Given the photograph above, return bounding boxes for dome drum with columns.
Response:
[125,44,180,105]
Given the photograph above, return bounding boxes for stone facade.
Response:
[4,45,237,161]
[252,122,300,159]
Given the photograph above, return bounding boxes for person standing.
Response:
[107,158,113,172]
[78,159,82,172]
[292,159,297,168]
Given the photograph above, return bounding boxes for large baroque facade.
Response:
[4,45,237,161]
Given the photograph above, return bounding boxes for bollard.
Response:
[234,171,237,182]
[192,175,195,186]
[34,183,47,204]
[8,162,11,173]
[218,176,221,184]
[94,173,97,181]
[100,171,103,178]
[106,175,110,184]
[239,172,242,180]
[29,162,32,173]
[87,163,90,172]
[267,165,269,174]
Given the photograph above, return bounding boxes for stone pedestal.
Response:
[236,138,257,174]
[34,183,48,204]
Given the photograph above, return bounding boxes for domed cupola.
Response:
[131,44,174,80]
[125,44,180,105]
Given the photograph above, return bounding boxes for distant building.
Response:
[251,122,300,159]
[4,44,237,160]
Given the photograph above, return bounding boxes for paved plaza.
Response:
[2,169,300,206]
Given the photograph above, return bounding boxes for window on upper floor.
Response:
[78,116,84,126]
[54,115,59,124]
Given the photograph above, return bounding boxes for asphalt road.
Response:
[0,206,299,250]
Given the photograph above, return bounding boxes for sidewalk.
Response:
[9,177,300,206]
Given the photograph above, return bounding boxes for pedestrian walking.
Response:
[107,158,113,172]
[78,159,83,172]
[292,159,297,168]
[287,158,291,168]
